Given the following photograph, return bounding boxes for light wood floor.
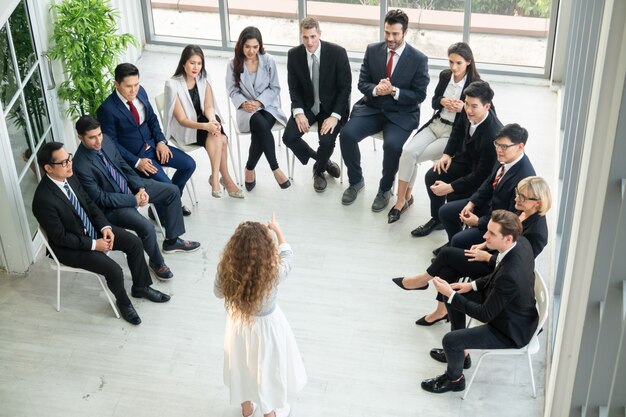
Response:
[0,49,558,417]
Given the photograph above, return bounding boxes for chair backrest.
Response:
[37,226,60,265]
[154,92,165,124]
[532,270,550,338]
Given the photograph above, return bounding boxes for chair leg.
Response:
[372,136,377,151]
[226,137,240,186]
[462,353,487,400]
[56,269,61,312]
[527,351,537,398]
[95,275,120,319]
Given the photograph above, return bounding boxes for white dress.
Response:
[215,243,307,414]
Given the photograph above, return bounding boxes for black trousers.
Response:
[282,110,341,174]
[442,323,515,380]
[53,226,152,306]
[427,246,494,304]
[246,110,279,171]
[424,161,474,220]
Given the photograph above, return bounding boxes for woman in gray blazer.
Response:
[226,26,290,191]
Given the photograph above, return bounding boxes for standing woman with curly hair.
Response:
[215,215,306,417]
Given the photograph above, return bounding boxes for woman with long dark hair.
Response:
[226,27,290,191]
[163,44,243,198]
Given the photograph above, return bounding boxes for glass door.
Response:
[0,0,56,272]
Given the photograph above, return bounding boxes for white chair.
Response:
[228,102,284,187]
[146,203,165,237]
[462,270,549,399]
[38,227,120,319]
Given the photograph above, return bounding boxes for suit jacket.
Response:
[351,41,429,131]
[443,109,501,196]
[471,153,536,230]
[97,86,167,167]
[226,52,288,132]
[163,74,224,145]
[487,212,549,266]
[286,40,351,121]
[451,236,539,348]
[32,175,110,257]
[73,137,145,212]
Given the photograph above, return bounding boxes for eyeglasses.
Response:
[49,153,73,167]
[493,141,518,151]
[515,188,540,202]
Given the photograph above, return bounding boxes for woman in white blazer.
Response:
[164,45,243,198]
[226,26,290,191]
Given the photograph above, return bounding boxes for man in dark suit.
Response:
[97,63,195,215]
[340,9,429,211]
[282,17,351,193]
[411,81,500,238]
[439,123,536,249]
[32,142,171,325]
[421,210,539,393]
[72,115,201,280]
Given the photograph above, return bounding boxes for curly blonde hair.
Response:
[216,221,280,322]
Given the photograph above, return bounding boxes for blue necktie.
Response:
[96,151,131,194]
[63,182,97,239]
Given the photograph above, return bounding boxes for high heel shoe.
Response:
[392,277,429,291]
[415,314,449,326]
[227,189,245,199]
[279,180,291,189]
[244,170,256,192]
[209,175,222,198]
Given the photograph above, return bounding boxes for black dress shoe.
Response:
[415,314,449,326]
[421,373,465,393]
[116,301,141,325]
[313,172,327,192]
[411,218,444,237]
[391,277,429,291]
[326,160,341,178]
[432,242,450,256]
[182,205,192,216]
[430,348,472,369]
[131,286,171,303]
[279,179,291,189]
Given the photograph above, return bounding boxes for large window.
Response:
[143,0,557,75]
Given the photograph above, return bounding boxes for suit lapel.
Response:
[390,44,412,83]
[113,93,138,126]
[497,154,527,190]
[317,41,327,91]
[43,175,74,213]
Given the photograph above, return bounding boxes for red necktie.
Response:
[492,164,506,189]
[127,100,140,125]
[385,50,395,78]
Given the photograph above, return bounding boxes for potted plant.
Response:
[48,0,137,119]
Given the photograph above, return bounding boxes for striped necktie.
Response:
[96,151,131,194]
[63,182,97,239]
[311,53,320,115]
[492,164,506,189]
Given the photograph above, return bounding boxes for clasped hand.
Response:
[375,78,394,96]
[205,120,222,136]
[135,188,150,207]
[242,100,261,113]
[95,228,115,251]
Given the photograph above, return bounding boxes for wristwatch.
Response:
[391,87,397,96]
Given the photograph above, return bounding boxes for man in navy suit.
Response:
[97,63,195,215]
[282,17,352,192]
[32,142,171,325]
[439,123,536,250]
[72,115,200,281]
[340,9,429,211]
[421,210,538,394]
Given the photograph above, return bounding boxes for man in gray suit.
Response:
[72,115,200,281]
[340,9,429,211]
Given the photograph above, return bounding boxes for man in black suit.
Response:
[411,81,500,238]
[421,210,539,394]
[282,17,352,193]
[32,142,171,325]
[340,9,429,211]
[72,115,200,280]
[439,123,536,249]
